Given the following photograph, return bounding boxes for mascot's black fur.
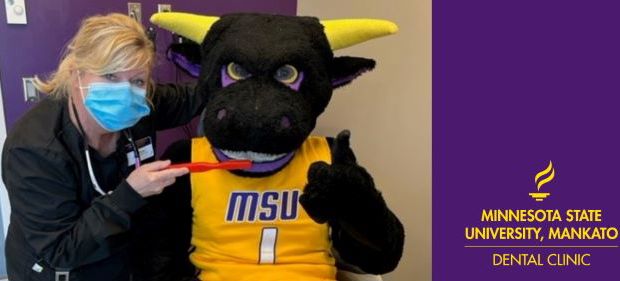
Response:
[143,13,405,280]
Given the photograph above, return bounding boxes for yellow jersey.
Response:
[190,137,336,281]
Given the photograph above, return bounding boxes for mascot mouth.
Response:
[220,150,287,162]
[213,148,295,173]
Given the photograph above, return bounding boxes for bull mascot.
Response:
[142,12,405,281]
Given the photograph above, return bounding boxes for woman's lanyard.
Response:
[70,97,140,196]
[123,129,142,168]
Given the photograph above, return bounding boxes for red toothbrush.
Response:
[167,160,252,173]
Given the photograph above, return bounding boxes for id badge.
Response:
[126,136,155,166]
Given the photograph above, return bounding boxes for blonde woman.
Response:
[2,13,204,281]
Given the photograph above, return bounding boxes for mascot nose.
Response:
[280,116,291,129]
[217,109,227,121]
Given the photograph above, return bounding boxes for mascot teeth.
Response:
[221,150,287,162]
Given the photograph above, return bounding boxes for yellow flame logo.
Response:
[534,161,555,191]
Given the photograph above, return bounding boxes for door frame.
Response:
[0,69,10,238]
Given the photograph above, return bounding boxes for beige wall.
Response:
[298,1,431,281]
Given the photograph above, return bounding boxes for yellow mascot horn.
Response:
[150,12,219,43]
[321,19,399,50]
[150,12,398,50]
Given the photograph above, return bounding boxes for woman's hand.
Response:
[126,160,189,197]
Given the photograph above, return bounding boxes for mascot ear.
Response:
[167,39,202,78]
[331,56,376,89]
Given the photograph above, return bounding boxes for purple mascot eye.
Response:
[274,64,304,91]
[221,62,251,87]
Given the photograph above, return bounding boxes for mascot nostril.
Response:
[152,12,404,281]
[216,108,227,121]
[280,116,291,129]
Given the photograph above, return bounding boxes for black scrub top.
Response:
[1,83,203,281]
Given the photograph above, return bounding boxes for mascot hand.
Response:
[301,131,403,273]
[300,130,384,224]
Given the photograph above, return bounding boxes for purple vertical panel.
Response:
[435,0,620,280]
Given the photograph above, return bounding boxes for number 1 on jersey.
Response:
[259,227,278,264]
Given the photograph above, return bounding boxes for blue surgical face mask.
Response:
[78,80,151,132]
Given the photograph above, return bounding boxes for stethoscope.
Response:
[71,98,141,196]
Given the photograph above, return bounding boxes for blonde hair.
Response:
[34,13,155,97]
